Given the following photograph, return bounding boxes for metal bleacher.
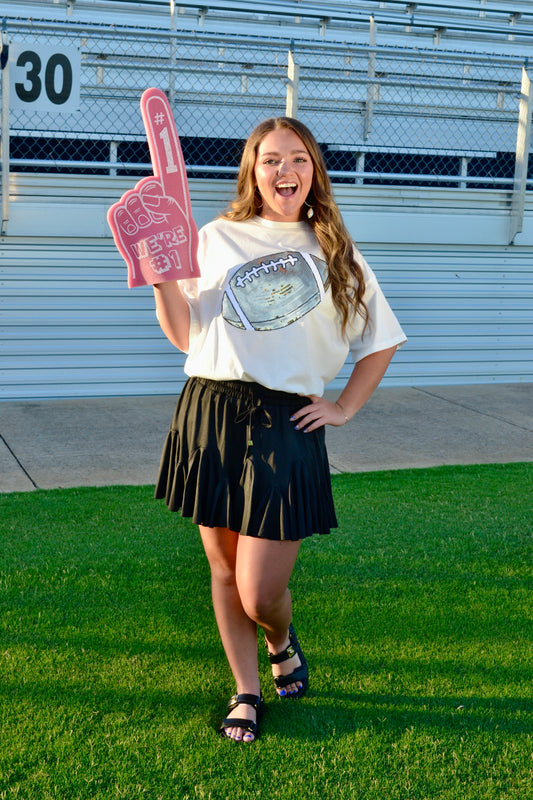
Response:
[4,1,533,186]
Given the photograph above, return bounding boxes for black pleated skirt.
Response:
[154,377,338,540]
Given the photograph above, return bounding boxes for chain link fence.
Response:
[2,15,531,189]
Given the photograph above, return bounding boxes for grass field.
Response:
[1,463,532,800]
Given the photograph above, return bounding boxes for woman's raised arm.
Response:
[153,281,191,353]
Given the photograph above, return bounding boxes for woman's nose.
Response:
[277,160,289,175]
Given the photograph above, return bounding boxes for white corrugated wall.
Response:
[0,237,184,399]
[342,244,533,387]
[1,175,532,400]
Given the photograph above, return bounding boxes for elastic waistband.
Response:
[192,377,307,407]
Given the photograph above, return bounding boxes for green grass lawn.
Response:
[1,463,532,800]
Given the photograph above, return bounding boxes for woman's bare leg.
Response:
[235,536,305,696]
[200,527,305,741]
[199,525,261,742]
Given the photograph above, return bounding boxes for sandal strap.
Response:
[220,717,259,736]
[227,693,263,712]
[267,643,296,665]
[267,624,309,699]
[273,663,308,689]
[266,623,302,664]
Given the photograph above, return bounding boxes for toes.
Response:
[225,726,243,742]
[225,725,255,743]
[277,680,302,696]
[223,714,256,743]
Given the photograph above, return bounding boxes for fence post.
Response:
[109,141,118,177]
[1,32,9,236]
[286,46,299,118]
[459,156,470,189]
[364,15,378,141]
[509,65,533,244]
[169,0,177,105]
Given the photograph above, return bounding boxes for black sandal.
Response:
[266,623,309,699]
[219,693,264,742]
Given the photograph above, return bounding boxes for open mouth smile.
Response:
[275,182,298,197]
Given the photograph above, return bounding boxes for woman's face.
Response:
[253,128,314,223]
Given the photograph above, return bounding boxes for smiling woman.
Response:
[253,129,314,223]
[148,114,406,745]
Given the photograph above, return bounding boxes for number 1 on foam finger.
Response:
[159,127,178,174]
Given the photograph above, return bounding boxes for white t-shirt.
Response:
[179,216,406,396]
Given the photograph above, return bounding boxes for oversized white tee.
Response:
[179,216,406,396]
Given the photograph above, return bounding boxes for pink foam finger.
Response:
[140,89,191,213]
[140,89,199,275]
[107,87,200,287]
[109,176,202,287]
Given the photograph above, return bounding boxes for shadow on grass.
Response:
[301,689,533,736]
[2,634,532,744]
[254,646,533,740]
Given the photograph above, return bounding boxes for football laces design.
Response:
[222,251,328,331]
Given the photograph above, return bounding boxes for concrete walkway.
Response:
[1,383,532,493]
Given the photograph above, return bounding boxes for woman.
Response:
[152,117,406,743]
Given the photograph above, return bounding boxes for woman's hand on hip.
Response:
[290,395,348,433]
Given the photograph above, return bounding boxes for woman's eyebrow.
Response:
[259,149,309,156]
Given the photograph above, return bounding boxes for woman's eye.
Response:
[260,156,307,165]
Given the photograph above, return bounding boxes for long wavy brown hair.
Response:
[224,116,368,336]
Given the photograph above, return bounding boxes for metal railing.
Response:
[1,11,533,239]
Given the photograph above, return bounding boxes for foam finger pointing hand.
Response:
[107,88,201,286]
[141,88,192,218]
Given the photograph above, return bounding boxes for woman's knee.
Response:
[199,525,238,585]
[240,585,287,625]
[210,559,238,589]
[235,537,299,623]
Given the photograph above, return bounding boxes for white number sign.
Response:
[9,42,81,113]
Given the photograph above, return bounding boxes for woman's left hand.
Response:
[290,347,398,434]
[291,395,348,433]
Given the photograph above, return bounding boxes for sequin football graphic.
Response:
[221,251,328,332]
